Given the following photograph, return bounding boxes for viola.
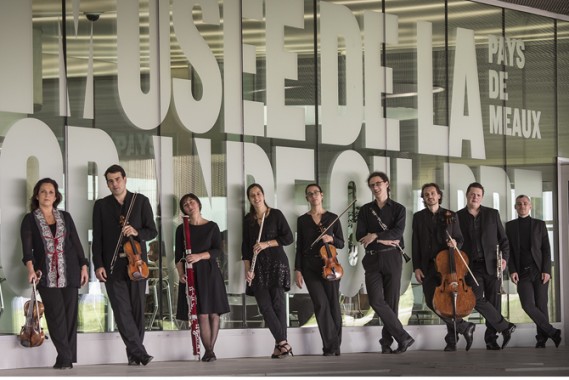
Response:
[432,211,476,319]
[318,224,343,281]
[19,277,46,348]
[120,215,149,281]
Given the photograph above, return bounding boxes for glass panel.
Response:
[503,9,557,325]
[559,21,569,158]
[0,0,562,344]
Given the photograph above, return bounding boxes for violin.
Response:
[19,276,46,347]
[318,224,343,281]
[120,215,149,281]
[432,211,476,319]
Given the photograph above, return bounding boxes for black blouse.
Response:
[294,211,345,273]
[241,208,293,291]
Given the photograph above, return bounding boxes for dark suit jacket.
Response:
[457,205,509,276]
[92,191,157,272]
[412,207,463,273]
[505,216,551,275]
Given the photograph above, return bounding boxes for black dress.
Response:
[241,208,293,293]
[175,221,229,319]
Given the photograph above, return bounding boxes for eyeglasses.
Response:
[368,180,385,188]
[306,191,322,197]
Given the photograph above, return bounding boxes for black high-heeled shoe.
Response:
[271,345,281,359]
[278,342,294,358]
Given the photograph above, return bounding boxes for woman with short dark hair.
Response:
[175,193,229,362]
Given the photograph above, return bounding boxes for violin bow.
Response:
[445,230,480,287]
[310,199,357,248]
[110,193,138,274]
[248,211,266,286]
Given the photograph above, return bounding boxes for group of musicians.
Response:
[20,166,562,369]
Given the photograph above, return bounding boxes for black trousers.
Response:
[303,256,342,354]
[517,266,557,341]
[255,286,287,343]
[362,249,410,346]
[422,265,473,345]
[469,262,508,342]
[38,286,79,364]
[105,258,149,360]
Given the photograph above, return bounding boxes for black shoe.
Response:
[486,341,500,350]
[140,355,153,366]
[335,349,341,356]
[381,345,394,354]
[393,337,415,354]
[271,345,281,359]
[444,344,457,352]
[501,323,516,349]
[552,329,562,348]
[463,323,476,352]
[128,356,140,366]
[535,341,546,348]
[323,351,335,356]
[206,352,216,362]
[53,362,72,370]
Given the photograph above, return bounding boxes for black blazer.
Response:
[457,206,509,276]
[21,211,88,288]
[412,207,463,273]
[92,191,157,272]
[505,216,551,275]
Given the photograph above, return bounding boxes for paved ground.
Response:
[0,346,567,377]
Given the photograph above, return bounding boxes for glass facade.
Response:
[0,0,565,336]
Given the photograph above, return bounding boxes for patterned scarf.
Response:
[33,208,67,288]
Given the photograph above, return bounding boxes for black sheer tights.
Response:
[198,313,220,353]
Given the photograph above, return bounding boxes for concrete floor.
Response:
[0,345,567,377]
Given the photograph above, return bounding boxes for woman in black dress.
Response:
[175,193,229,362]
[21,178,89,369]
[294,183,344,356]
[242,183,294,358]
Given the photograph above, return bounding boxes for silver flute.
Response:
[496,244,506,294]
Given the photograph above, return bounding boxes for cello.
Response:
[432,211,476,321]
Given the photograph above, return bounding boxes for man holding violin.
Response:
[356,171,415,354]
[92,164,157,366]
[412,183,476,352]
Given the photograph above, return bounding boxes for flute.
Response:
[248,212,266,286]
[182,215,200,361]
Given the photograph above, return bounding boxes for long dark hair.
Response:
[246,183,270,219]
[30,178,63,211]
